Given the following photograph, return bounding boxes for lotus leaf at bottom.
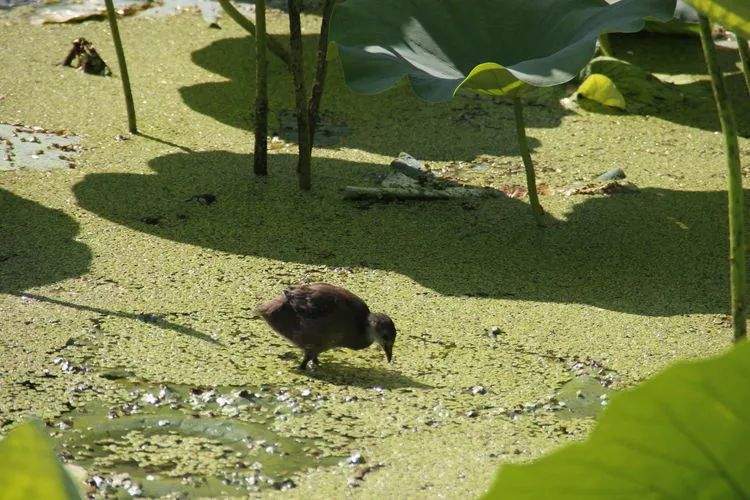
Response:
[484,342,750,499]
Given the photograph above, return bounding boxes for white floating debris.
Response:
[470,386,487,395]
[216,394,235,407]
[346,451,365,465]
[141,393,159,405]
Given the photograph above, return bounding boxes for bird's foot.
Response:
[297,360,310,371]
[297,354,318,371]
[296,361,318,372]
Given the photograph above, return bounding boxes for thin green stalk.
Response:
[307,0,336,146]
[287,0,311,190]
[103,0,136,134]
[736,34,750,95]
[254,0,268,176]
[512,97,545,226]
[699,16,746,341]
[598,34,614,57]
[217,0,291,70]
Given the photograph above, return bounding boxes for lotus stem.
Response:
[287,0,312,190]
[598,34,614,57]
[307,0,336,146]
[737,34,750,95]
[103,0,136,134]
[512,98,545,225]
[699,16,746,341]
[217,0,292,70]
[253,0,268,176]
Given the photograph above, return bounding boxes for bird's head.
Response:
[367,313,397,363]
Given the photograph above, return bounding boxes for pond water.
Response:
[53,377,339,496]
[0,123,81,171]
[0,0,322,21]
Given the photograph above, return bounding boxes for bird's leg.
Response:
[298,351,313,370]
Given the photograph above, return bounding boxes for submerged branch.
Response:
[342,186,502,201]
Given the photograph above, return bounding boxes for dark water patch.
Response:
[28,0,149,24]
[485,375,614,422]
[4,0,317,24]
[0,123,81,171]
[275,109,349,147]
[52,379,338,496]
[0,0,38,8]
[555,375,612,419]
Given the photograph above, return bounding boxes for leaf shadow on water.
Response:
[178,35,561,161]
[0,189,217,344]
[0,188,91,294]
[584,32,750,136]
[614,31,743,76]
[73,150,740,317]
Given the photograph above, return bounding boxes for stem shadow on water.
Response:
[19,293,220,345]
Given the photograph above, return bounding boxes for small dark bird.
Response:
[256,283,397,370]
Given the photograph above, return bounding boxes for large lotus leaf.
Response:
[330,0,677,102]
[484,341,750,499]
[684,0,750,38]
[0,421,81,500]
[643,0,702,34]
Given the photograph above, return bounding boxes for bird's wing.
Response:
[283,285,341,320]
[283,284,371,350]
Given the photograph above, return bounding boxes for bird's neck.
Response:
[365,323,379,345]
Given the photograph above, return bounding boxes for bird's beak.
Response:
[383,343,393,363]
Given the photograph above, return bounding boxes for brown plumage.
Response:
[256,283,397,369]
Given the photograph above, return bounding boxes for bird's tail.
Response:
[254,294,288,320]
[251,303,267,319]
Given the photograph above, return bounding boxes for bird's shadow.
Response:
[302,360,434,390]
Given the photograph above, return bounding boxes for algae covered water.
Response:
[53,379,339,496]
[0,2,746,496]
